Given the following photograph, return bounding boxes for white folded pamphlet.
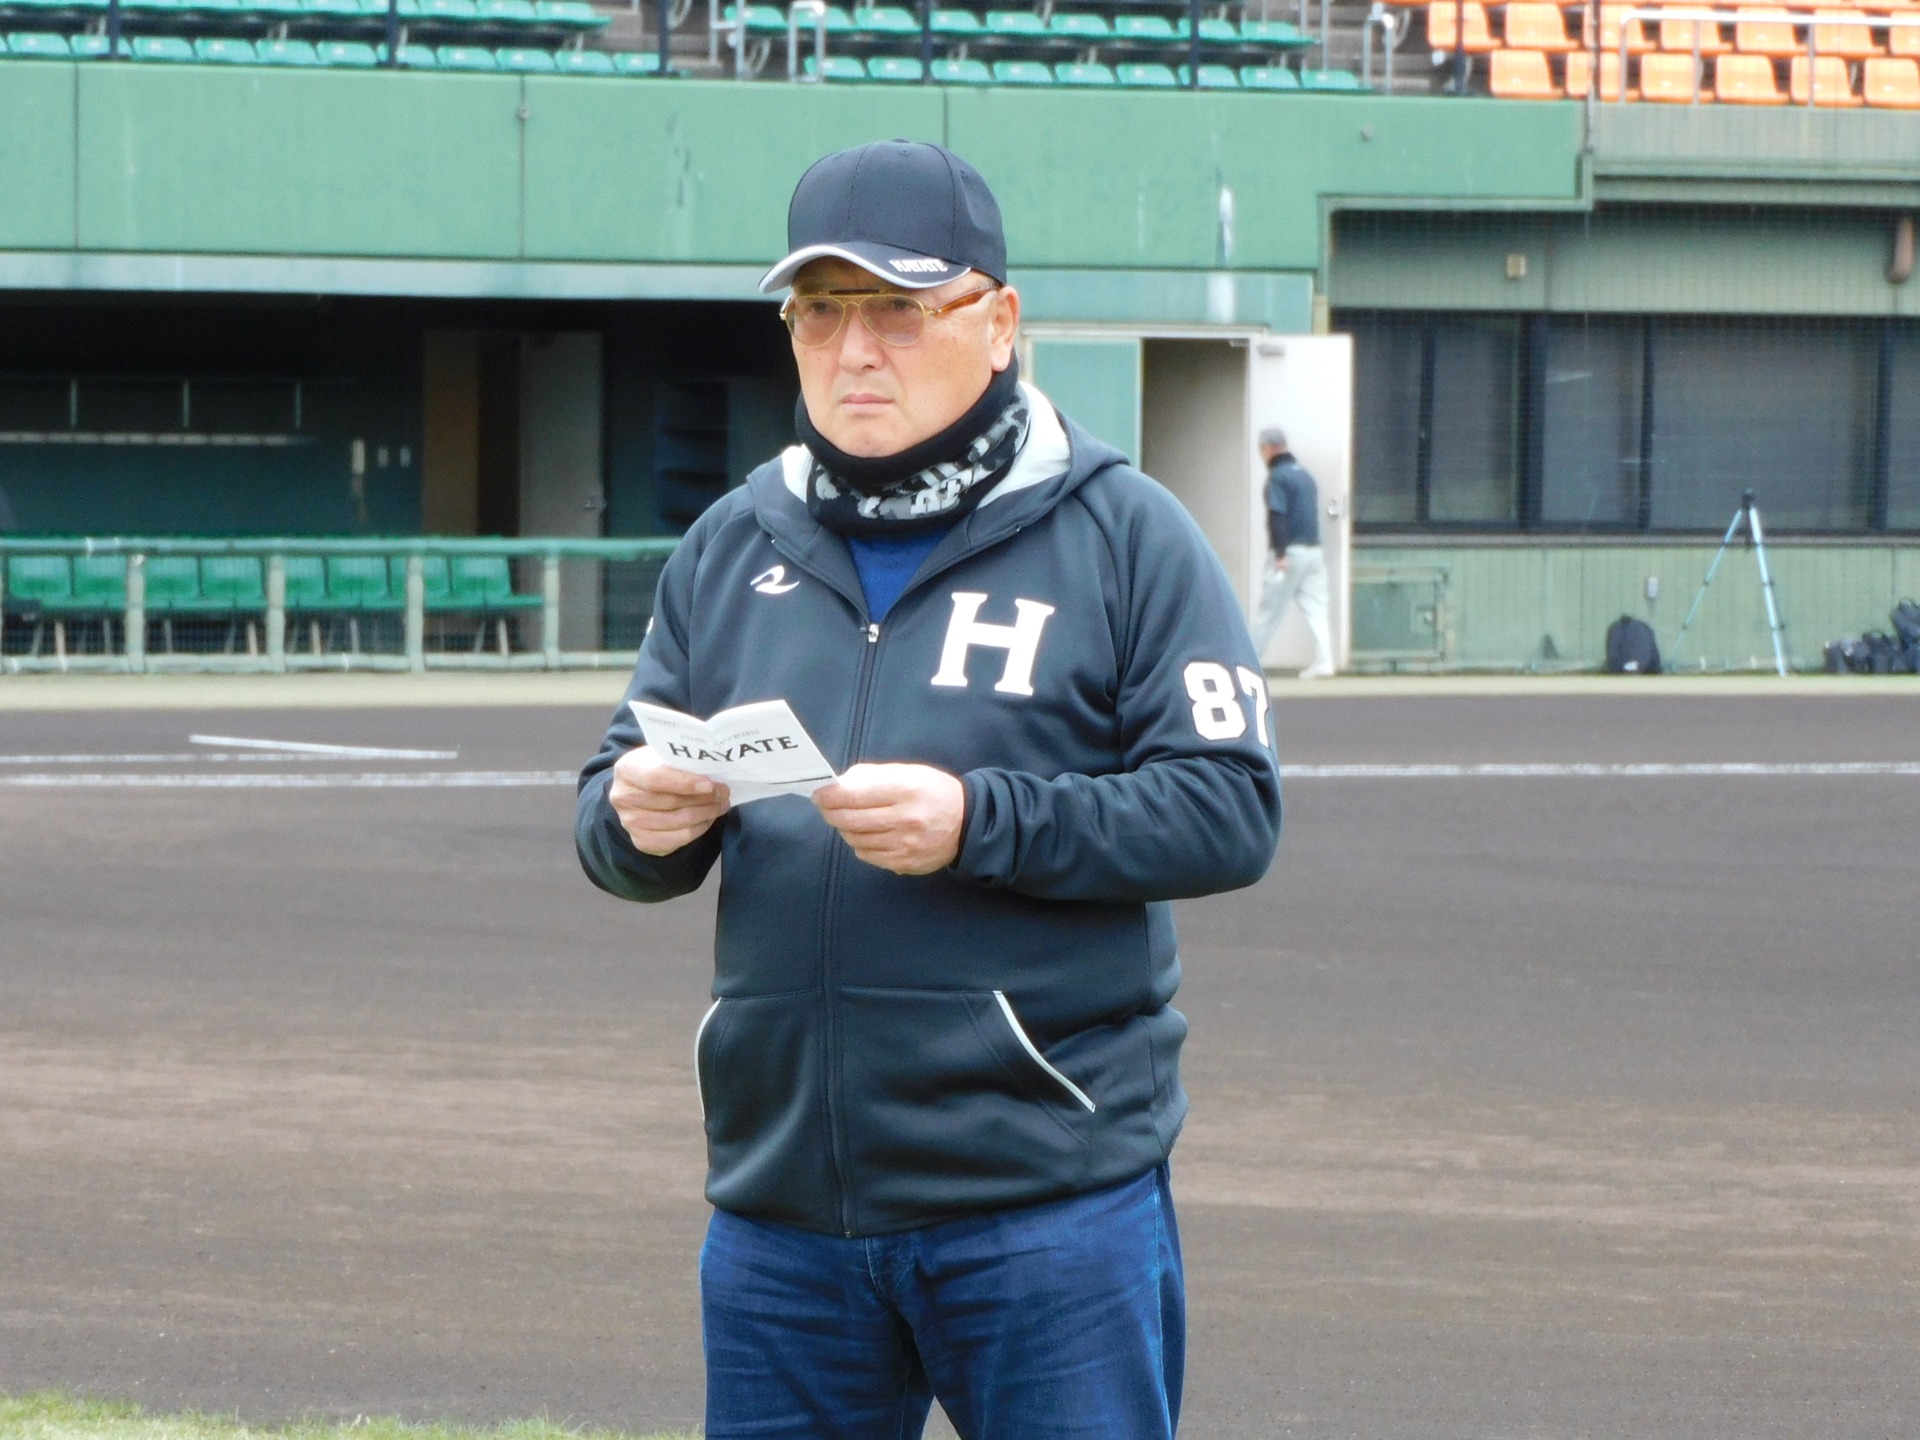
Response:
[628,698,838,805]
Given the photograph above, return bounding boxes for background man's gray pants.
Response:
[1251,543,1334,673]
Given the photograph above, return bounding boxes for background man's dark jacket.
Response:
[1265,455,1320,552]
[578,401,1282,1237]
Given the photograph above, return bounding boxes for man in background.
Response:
[1250,426,1334,678]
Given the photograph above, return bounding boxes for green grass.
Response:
[0,1394,696,1440]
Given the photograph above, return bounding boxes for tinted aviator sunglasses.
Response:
[781,284,1001,348]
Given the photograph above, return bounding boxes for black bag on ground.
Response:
[1604,615,1662,674]
[1892,598,1920,669]
[1860,631,1911,674]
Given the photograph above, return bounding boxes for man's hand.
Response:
[610,745,731,856]
[814,763,966,876]
[1268,552,1288,575]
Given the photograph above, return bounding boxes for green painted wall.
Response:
[1332,208,1920,318]
[1355,541,1920,672]
[1028,337,1141,460]
[0,66,1582,294]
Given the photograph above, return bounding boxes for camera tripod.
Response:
[1671,489,1789,677]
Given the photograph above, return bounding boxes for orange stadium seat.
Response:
[1811,10,1882,55]
[1734,8,1803,55]
[1887,16,1920,56]
[1639,50,1704,97]
[1504,3,1576,50]
[1426,1,1496,51]
[1587,5,1657,54]
[1789,52,1863,98]
[1565,47,1634,96]
[1716,51,1791,98]
[1491,47,1562,93]
[1862,53,1920,100]
[1660,16,1733,53]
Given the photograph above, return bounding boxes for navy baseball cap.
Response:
[758,140,1008,294]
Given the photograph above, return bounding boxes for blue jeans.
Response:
[700,1165,1184,1440]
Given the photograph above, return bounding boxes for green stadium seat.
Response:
[412,0,483,19]
[199,556,267,611]
[1299,67,1365,90]
[475,0,539,19]
[866,54,925,80]
[122,0,189,13]
[1048,10,1108,40]
[71,556,128,612]
[437,44,499,67]
[5,556,73,612]
[853,5,918,35]
[1112,14,1174,41]
[318,39,381,64]
[142,556,203,616]
[1114,61,1177,85]
[803,53,868,79]
[611,49,663,71]
[304,0,370,18]
[724,4,789,35]
[397,42,441,65]
[533,0,607,24]
[5,32,73,57]
[131,36,197,61]
[930,7,981,37]
[555,46,615,70]
[1174,16,1238,43]
[1178,62,1240,87]
[257,38,323,64]
[1239,63,1300,89]
[69,33,113,57]
[194,37,259,63]
[246,0,309,20]
[1241,18,1310,48]
[326,556,405,610]
[190,0,249,13]
[820,5,856,32]
[448,555,541,611]
[930,54,991,81]
[1054,60,1116,84]
[991,58,1052,83]
[496,44,558,69]
[985,9,1045,38]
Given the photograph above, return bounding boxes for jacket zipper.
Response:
[818,609,884,1236]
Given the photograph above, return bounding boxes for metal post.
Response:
[1691,21,1700,104]
[386,0,400,65]
[541,553,562,668]
[404,553,425,673]
[1744,494,1791,677]
[657,0,673,73]
[107,0,122,57]
[266,552,287,671]
[1187,0,1201,85]
[1452,0,1466,93]
[125,554,146,673]
[919,0,933,80]
[1804,26,1816,108]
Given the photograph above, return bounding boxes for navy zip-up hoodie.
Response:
[577,388,1282,1237]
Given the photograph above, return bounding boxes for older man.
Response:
[576,140,1281,1440]
[1250,427,1334,678]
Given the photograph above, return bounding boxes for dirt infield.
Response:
[3,695,1917,1437]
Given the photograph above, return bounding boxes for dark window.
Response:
[1542,318,1643,527]
[194,381,298,435]
[0,379,70,432]
[1887,327,1920,531]
[1348,315,1422,526]
[1649,319,1874,532]
[1428,317,1520,524]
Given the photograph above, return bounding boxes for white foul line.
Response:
[0,771,574,789]
[1285,761,1920,779]
[188,734,460,760]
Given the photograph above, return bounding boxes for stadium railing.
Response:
[0,536,676,675]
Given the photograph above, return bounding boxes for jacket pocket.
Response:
[695,991,837,1228]
[988,990,1096,1114]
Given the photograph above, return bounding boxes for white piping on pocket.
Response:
[693,998,723,1121]
[992,990,1096,1114]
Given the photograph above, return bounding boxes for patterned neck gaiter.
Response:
[797,361,1030,537]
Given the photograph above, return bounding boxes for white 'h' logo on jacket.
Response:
[929,592,1057,698]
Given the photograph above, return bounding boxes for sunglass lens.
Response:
[861,294,926,346]
[789,297,845,346]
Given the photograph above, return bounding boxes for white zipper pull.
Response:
[866,623,880,644]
